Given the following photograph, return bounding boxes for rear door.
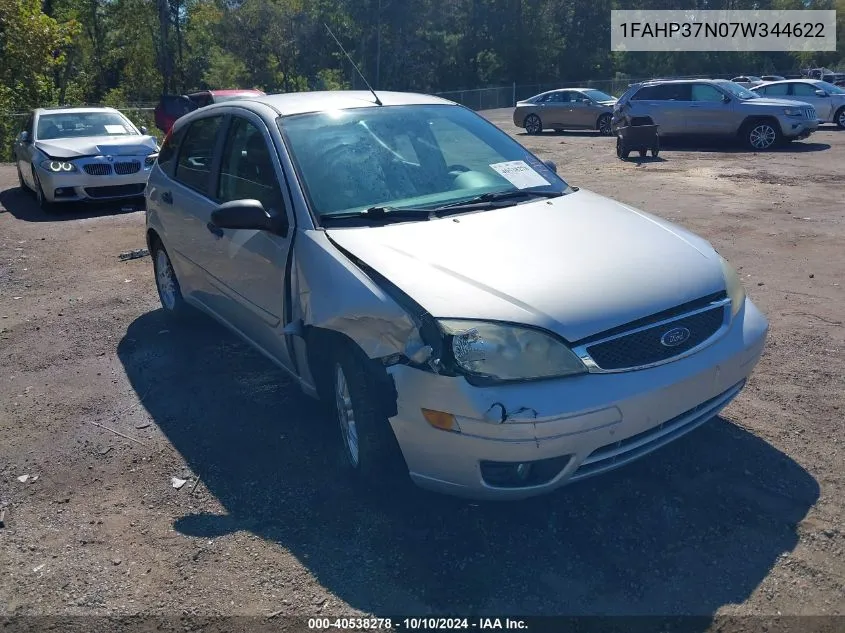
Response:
[538,91,569,127]
[153,113,227,304]
[200,111,296,368]
[630,84,689,134]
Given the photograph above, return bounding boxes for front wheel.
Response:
[744,120,781,150]
[597,113,613,136]
[32,168,55,213]
[17,164,28,192]
[524,114,543,135]
[331,342,406,483]
[835,107,845,130]
[616,137,630,159]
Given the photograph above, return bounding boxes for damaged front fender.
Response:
[291,229,425,360]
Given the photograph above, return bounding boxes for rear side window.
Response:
[633,84,691,101]
[761,83,789,96]
[175,116,224,195]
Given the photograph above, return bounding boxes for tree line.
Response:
[2,0,844,127]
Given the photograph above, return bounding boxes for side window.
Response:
[157,126,185,173]
[174,115,224,195]
[631,85,659,100]
[657,84,691,101]
[217,117,284,212]
[763,83,789,96]
[548,92,569,103]
[792,83,818,97]
[691,84,725,102]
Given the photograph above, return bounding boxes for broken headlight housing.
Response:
[718,255,746,318]
[438,319,587,383]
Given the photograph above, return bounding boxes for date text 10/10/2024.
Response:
[307,618,529,630]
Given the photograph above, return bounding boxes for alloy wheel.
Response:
[334,364,359,467]
[749,124,776,150]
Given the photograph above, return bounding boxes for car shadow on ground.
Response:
[118,310,819,620]
[0,185,144,222]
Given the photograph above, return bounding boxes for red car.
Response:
[153,89,265,133]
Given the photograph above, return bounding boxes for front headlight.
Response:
[783,108,802,116]
[40,160,76,173]
[719,256,746,318]
[439,319,587,382]
[144,153,159,168]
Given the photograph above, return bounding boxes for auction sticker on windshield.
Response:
[104,124,127,134]
[490,161,551,189]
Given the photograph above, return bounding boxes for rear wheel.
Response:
[524,114,543,135]
[17,164,28,192]
[597,113,613,136]
[152,240,189,317]
[743,120,781,150]
[639,149,647,158]
[616,137,630,159]
[835,107,845,130]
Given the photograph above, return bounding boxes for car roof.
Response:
[206,90,456,117]
[754,79,816,87]
[34,106,120,116]
[207,89,266,96]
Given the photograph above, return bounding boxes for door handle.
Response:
[689,104,703,108]
[160,190,173,204]
[206,222,224,238]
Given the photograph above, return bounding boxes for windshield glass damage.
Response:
[278,104,569,220]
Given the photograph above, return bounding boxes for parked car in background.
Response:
[154,89,265,133]
[752,79,845,128]
[731,76,765,88]
[513,88,617,135]
[145,90,768,500]
[612,79,818,150]
[760,75,786,82]
[13,106,159,212]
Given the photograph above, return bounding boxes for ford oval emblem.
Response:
[660,327,690,347]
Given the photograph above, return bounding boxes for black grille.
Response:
[586,307,725,370]
[114,160,141,175]
[83,163,112,176]
[84,184,146,198]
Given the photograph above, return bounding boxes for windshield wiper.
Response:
[319,205,434,225]
[431,189,565,215]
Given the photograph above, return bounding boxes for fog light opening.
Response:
[515,463,531,481]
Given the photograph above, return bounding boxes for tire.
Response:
[330,341,406,484]
[597,113,613,136]
[639,149,647,158]
[17,164,28,192]
[835,106,845,130]
[151,240,189,317]
[743,119,782,150]
[652,148,660,158]
[31,168,55,213]
[616,137,630,159]
[524,114,543,135]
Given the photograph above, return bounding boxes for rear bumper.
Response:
[387,298,768,500]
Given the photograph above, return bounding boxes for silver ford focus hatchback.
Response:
[144,90,769,500]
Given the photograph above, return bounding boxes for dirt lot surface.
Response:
[1,111,843,626]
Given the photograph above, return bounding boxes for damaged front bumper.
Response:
[387,298,768,500]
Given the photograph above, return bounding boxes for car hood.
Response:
[325,189,727,342]
[741,97,814,108]
[34,135,159,159]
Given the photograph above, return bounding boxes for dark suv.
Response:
[154,89,265,134]
[612,79,819,150]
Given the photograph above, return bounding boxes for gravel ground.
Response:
[0,112,843,626]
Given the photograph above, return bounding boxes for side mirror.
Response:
[211,199,288,236]
[19,131,30,143]
[140,125,148,135]
[722,95,732,103]
[815,89,828,97]
[543,159,557,173]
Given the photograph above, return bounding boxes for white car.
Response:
[730,76,764,88]
[13,106,159,212]
[752,80,845,128]
[145,90,769,500]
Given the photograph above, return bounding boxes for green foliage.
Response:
[1,0,844,161]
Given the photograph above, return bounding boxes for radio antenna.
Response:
[324,23,383,106]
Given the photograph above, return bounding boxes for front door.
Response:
[686,83,735,135]
[201,112,295,369]
[790,82,834,121]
